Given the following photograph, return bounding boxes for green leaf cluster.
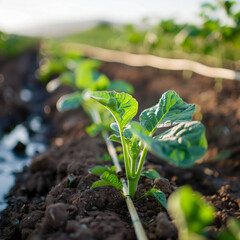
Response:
[90,90,207,198]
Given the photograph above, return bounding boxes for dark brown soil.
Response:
[0,56,240,240]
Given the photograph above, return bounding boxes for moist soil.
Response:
[0,55,240,240]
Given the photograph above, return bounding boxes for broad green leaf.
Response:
[140,91,195,135]
[148,189,167,209]
[91,180,111,189]
[130,121,207,167]
[75,69,93,89]
[75,59,108,91]
[168,186,215,239]
[90,91,138,129]
[141,169,161,179]
[107,80,134,94]
[74,59,102,90]
[75,59,101,89]
[57,92,83,112]
[100,171,123,190]
[137,188,167,209]
[76,71,110,91]
[88,166,116,175]
[89,74,110,91]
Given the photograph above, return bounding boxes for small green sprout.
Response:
[67,175,76,187]
[90,90,207,199]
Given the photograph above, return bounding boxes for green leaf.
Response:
[131,121,207,167]
[57,92,83,112]
[91,180,111,189]
[59,71,75,85]
[88,166,116,175]
[111,123,133,139]
[141,169,161,179]
[137,188,167,209]
[100,171,123,190]
[77,59,101,72]
[89,74,110,91]
[127,135,141,161]
[148,189,167,209]
[110,123,140,162]
[74,59,101,89]
[107,80,134,94]
[75,69,93,89]
[109,134,121,143]
[140,91,195,135]
[90,91,138,129]
[86,123,102,137]
[110,123,133,143]
[74,59,109,91]
[109,123,133,143]
[168,186,215,237]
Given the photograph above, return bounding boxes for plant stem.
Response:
[128,178,139,199]
[136,146,148,177]
[131,156,136,177]
[102,132,148,240]
[128,145,148,198]
[120,127,131,178]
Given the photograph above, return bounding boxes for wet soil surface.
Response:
[0,50,53,211]
[0,59,240,240]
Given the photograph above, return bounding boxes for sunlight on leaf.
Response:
[140,90,195,135]
[90,91,138,129]
[130,121,207,167]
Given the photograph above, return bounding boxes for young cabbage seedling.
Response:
[90,90,207,199]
